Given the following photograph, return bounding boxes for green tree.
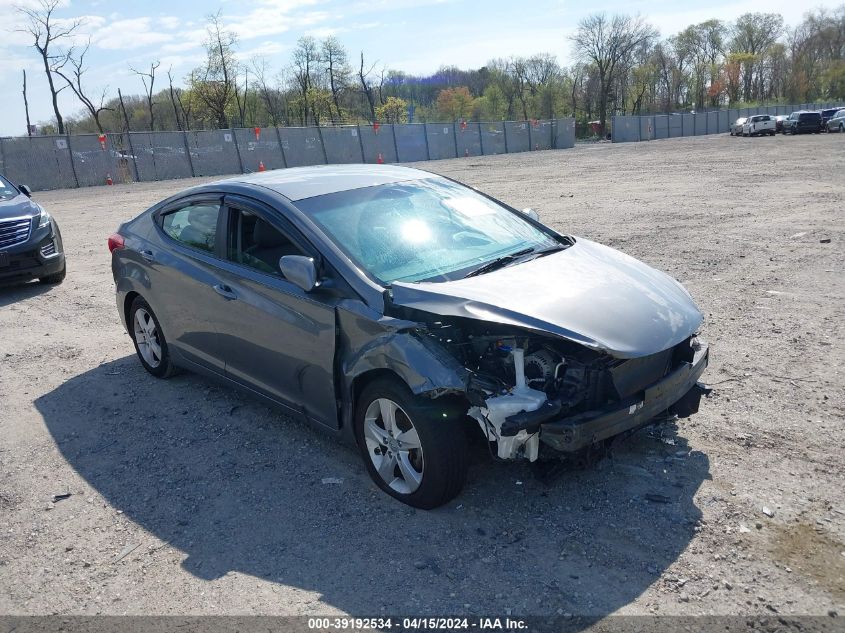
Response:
[375,96,408,123]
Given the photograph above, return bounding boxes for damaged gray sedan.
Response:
[110,165,708,509]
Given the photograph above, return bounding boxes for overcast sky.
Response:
[0,0,838,136]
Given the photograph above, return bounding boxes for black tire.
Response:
[39,263,66,285]
[354,377,467,509]
[128,296,177,378]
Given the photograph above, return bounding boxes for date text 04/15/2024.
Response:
[307,617,528,630]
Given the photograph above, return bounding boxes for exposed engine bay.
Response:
[404,313,703,462]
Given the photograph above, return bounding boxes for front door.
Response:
[212,197,340,429]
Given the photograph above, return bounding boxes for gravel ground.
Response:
[0,133,843,619]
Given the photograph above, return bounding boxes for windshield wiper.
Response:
[464,247,535,278]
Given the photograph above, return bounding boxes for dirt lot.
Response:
[0,133,843,619]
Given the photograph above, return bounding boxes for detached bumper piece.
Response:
[527,342,709,453]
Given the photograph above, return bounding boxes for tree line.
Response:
[16,0,845,137]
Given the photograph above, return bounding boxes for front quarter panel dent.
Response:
[337,301,469,397]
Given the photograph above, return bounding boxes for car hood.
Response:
[390,238,703,358]
[0,194,39,220]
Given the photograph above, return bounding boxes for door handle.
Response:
[140,250,155,263]
[213,283,238,300]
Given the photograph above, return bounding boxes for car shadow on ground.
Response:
[36,356,710,617]
[0,280,55,307]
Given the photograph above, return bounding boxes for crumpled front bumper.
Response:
[539,341,709,453]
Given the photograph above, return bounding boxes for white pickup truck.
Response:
[742,115,776,136]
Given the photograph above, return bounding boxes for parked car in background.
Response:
[730,117,747,136]
[820,108,841,130]
[825,109,845,132]
[0,173,66,285]
[109,165,709,508]
[774,115,789,133]
[742,115,776,136]
[783,111,823,134]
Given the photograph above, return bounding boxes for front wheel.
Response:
[355,378,467,509]
[129,296,177,378]
[39,263,66,285]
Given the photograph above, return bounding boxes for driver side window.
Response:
[227,208,304,276]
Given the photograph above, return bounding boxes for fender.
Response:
[335,299,470,443]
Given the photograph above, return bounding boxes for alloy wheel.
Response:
[363,398,424,494]
[133,308,162,368]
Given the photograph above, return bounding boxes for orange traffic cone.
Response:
[106,174,113,185]
[377,153,384,164]
[258,161,266,172]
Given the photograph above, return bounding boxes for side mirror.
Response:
[280,255,318,292]
[18,185,32,198]
[521,207,540,221]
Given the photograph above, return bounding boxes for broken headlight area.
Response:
[419,317,705,462]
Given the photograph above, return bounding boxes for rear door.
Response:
[212,195,341,429]
[146,196,226,372]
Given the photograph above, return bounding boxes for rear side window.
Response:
[161,203,220,253]
[799,113,821,122]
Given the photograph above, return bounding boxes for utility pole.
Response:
[118,88,132,132]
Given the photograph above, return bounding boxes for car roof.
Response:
[216,164,436,202]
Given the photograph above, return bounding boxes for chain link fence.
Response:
[0,118,575,192]
[612,103,845,143]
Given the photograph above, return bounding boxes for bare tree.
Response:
[571,13,658,135]
[22,70,32,136]
[359,51,377,122]
[252,57,283,126]
[53,41,113,133]
[130,60,160,131]
[15,0,84,134]
[321,37,351,123]
[291,36,320,124]
[166,67,184,131]
[190,12,238,129]
[233,66,249,127]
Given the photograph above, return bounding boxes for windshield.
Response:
[298,177,562,284]
[0,175,20,201]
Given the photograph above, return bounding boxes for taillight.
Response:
[108,233,125,253]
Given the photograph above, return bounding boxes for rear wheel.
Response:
[354,378,467,509]
[129,296,176,378]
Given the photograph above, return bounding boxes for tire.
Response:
[354,377,467,509]
[840,124,844,133]
[129,296,177,378]
[39,263,66,285]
